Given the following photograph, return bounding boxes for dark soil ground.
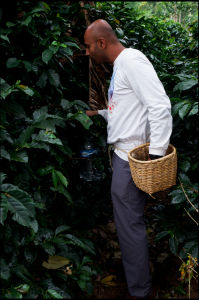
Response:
[79,190,198,299]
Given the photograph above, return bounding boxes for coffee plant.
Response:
[0,1,198,298]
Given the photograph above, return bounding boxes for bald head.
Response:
[84,19,125,65]
[85,19,118,44]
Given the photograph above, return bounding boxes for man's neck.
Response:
[108,44,126,66]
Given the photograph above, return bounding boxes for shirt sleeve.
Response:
[125,55,173,156]
[98,109,108,122]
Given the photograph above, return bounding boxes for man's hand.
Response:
[86,110,98,117]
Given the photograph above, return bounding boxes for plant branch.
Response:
[184,208,199,225]
[179,178,198,213]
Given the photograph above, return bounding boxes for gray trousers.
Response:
[111,152,152,297]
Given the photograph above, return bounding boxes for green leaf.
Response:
[43,2,51,10]
[6,58,20,68]
[6,22,16,27]
[16,126,34,144]
[49,45,59,54]
[169,237,178,255]
[25,245,37,264]
[29,87,41,98]
[171,102,184,116]
[37,166,54,176]
[36,71,48,89]
[179,161,190,172]
[82,256,92,265]
[170,193,186,204]
[50,186,73,204]
[54,171,68,188]
[33,131,63,145]
[19,16,32,26]
[179,103,192,120]
[4,224,12,241]
[11,266,31,284]
[47,69,60,87]
[0,109,9,126]
[52,170,59,187]
[173,79,197,93]
[42,242,55,255]
[77,280,87,291]
[75,113,93,129]
[64,42,80,49]
[5,288,22,298]
[61,99,76,110]
[173,285,187,295]
[179,172,192,186]
[18,264,33,278]
[11,150,29,163]
[55,225,71,236]
[75,100,90,109]
[42,49,54,64]
[1,100,26,118]
[30,219,38,233]
[0,172,7,184]
[188,103,198,116]
[154,231,169,242]
[16,284,30,293]
[19,85,34,96]
[6,190,35,227]
[190,243,198,260]
[22,61,32,72]
[32,120,55,131]
[0,258,10,281]
[86,282,94,295]
[79,273,90,281]
[47,289,63,299]
[115,28,124,38]
[60,188,72,204]
[0,194,9,225]
[59,47,73,57]
[64,234,85,249]
[0,148,11,161]
[79,238,96,255]
[29,141,50,152]
[0,129,13,143]
[0,35,10,43]
[33,107,48,120]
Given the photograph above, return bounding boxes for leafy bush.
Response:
[0,1,110,298]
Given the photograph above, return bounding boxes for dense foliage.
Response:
[0,1,111,298]
[0,1,198,298]
[125,1,198,27]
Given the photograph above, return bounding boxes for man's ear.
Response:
[98,37,106,49]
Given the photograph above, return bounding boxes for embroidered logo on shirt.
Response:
[108,69,117,113]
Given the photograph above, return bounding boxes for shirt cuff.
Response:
[98,109,108,121]
[149,147,166,156]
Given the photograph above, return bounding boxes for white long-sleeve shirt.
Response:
[98,48,172,161]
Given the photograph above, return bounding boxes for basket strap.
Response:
[113,145,128,154]
[108,144,128,171]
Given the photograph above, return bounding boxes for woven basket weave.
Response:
[128,143,177,194]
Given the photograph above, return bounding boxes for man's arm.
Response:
[86,110,98,117]
[125,55,172,159]
[86,109,108,122]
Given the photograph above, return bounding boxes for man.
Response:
[84,19,172,299]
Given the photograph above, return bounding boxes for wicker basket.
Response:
[128,143,177,194]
